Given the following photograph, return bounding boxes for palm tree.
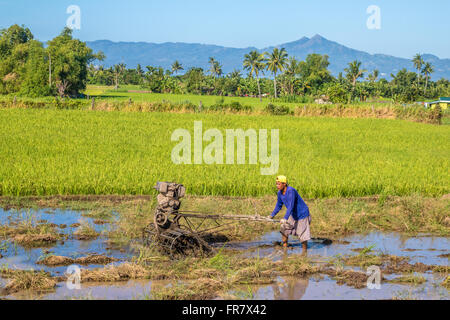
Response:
[136,64,144,76]
[345,60,367,103]
[412,54,424,87]
[208,57,222,93]
[113,63,126,90]
[229,69,242,79]
[284,56,300,95]
[136,64,144,85]
[265,48,288,98]
[422,62,434,94]
[367,69,379,83]
[171,60,183,75]
[208,57,222,78]
[243,50,266,101]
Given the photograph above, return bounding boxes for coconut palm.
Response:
[412,54,424,87]
[265,48,288,98]
[367,69,379,83]
[243,50,266,101]
[208,57,222,93]
[208,57,222,78]
[345,60,367,103]
[113,63,126,90]
[136,64,144,77]
[171,60,183,75]
[284,56,300,95]
[229,69,242,79]
[422,62,434,94]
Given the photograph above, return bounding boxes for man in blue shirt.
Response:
[269,175,311,254]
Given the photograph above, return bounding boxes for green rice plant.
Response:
[207,247,230,271]
[388,274,427,286]
[0,108,448,198]
[359,244,376,256]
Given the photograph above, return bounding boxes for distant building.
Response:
[425,97,449,110]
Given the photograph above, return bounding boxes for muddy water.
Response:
[217,232,449,300]
[0,208,131,274]
[229,273,449,300]
[222,231,450,266]
[6,279,173,300]
[1,208,449,300]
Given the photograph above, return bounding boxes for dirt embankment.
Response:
[0,269,57,296]
[37,255,118,267]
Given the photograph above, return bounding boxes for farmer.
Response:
[269,175,311,254]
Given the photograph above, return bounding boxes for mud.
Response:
[321,267,378,289]
[382,261,448,274]
[154,277,226,300]
[37,255,118,267]
[387,275,426,285]
[13,234,59,247]
[93,219,109,225]
[201,233,230,243]
[0,206,449,300]
[80,263,150,283]
[0,195,152,210]
[331,240,350,245]
[73,234,99,241]
[0,269,57,295]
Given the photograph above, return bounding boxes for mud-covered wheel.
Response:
[142,222,159,247]
[169,232,212,258]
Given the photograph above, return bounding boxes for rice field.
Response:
[83,85,410,111]
[0,108,448,197]
[84,85,296,110]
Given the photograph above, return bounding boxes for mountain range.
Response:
[86,34,450,80]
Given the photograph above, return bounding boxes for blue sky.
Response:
[1,0,449,59]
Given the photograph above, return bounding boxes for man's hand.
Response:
[280,219,287,227]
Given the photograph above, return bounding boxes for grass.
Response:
[388,274,427,285]
[72,248,382,299]
[0,195,446,298]
[0,108,448,198]
[0,211,61,246]
[0,268,57,295]
[37,254,118,267]
[1,92,444,125]
[73,219,100,240]
[82,84,449,115]
[83,84,302,110]
[1,194,448,244]
[441,276,450,289]
[79,263,151,283]
[103,194,450,247]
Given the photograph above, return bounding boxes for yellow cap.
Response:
[276,175,287,184]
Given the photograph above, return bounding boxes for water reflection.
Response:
[272,276,309,300]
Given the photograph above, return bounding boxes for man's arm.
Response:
[283,188,295,220]
[270,193,283,218]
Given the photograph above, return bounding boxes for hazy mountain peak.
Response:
[311,34,326,41]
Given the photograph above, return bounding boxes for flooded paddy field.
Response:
[0,196,449,300]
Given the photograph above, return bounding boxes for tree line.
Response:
[90,49,449,103]
[1,24,448,103]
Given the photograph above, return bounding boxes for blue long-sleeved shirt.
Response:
[270,186,310,220]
